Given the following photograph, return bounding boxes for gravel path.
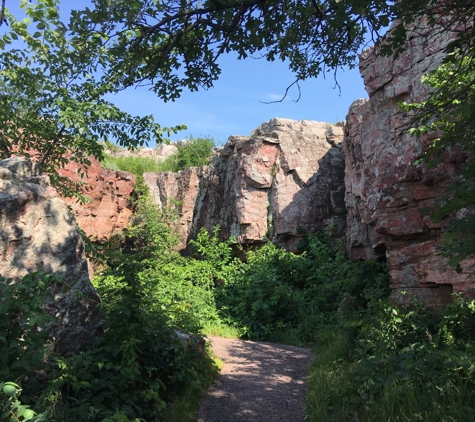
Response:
[195,337,314,422]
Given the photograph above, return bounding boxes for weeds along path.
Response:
[195,336,314,422]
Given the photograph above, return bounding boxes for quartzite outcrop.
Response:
[144,118,347,251]
[0,157,102,353]
[59,157,136,241]
[344,20,475,306]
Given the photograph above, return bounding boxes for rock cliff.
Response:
[59,157,136,241]
[0,157,102,353]
[344,20,475,306]
[144,118,347,251]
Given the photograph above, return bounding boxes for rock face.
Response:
[105,144,178,161]
[344,20,475,306]
[144,167,207,250]
[0,157,102,353]
[59,157,136,241]
[144,118,347,251]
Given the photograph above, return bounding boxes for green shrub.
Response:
[166,136,214,171]
[213,231,389,341]
[0,273,58,385]
[102,155,166,176]
[0,273,60,422]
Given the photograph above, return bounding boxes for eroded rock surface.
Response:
[144,118,347,251]
[105,144,179,161]
[344,20,475,306]
[0,157,102,353]
[59,157,136,241]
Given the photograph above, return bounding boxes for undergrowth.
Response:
[306,298,475,421]
[2,178,475,421]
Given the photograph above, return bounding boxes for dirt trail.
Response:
[195,336,314,422]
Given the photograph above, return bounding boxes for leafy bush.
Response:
[166,136,214,171]
[1,195,219,421]
[102,155,167,175]
[0,273,58,385]
[1,381,36,422]
[213,232,389,341]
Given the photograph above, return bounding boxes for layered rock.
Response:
[144,118,347,251]
[0,157,102,353]
[59,157,136,241]
[105,144,178,161]
[344,20,475,306]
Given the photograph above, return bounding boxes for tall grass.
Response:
[306,328,354,422]
[102,155,173,175]
[200,321,241,339]
[305,298,475,422]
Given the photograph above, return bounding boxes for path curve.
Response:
[195,336,314,422]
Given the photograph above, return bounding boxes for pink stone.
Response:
[344,17,475,307]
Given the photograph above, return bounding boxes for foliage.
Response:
[102,155,169,176]
[0,273,58,384]
[101,140,123,153]
[1,382,36,422]
[214,232,389,341]
[67,1,474,100]
[0,273,60,422]
[306,296,475,421]
[41,261,217,422]
[164,137,215,172]
[0,0,184,197]
[102,136,215,176]
[0,197,218,421]
[402,48,475,271]
[189,225,242,285]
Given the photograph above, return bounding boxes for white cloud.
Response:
[267,93,287,101]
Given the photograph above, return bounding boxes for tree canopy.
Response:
[60,1,475,95]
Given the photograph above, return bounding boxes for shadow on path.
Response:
[195,337,314,422]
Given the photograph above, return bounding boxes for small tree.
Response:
[0,0,185,197]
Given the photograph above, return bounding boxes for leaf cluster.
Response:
[349,297,475,419]
[102,136,215,176]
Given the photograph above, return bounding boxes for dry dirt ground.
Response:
[195,336,314,422]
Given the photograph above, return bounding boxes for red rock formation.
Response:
[344,20,475,307]
[144,167,207,250]
[59,157,136,241]
[144,118,347,251]
[0,157,102,353]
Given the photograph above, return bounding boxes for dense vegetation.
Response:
[3,175,475,420]
[2,125,474,421]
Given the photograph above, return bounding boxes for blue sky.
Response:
[5,0,369,147]
[107,55,368,146]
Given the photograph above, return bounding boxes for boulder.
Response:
[144,118,347,251]
[0,157,102,353]
[344,18,475,307]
